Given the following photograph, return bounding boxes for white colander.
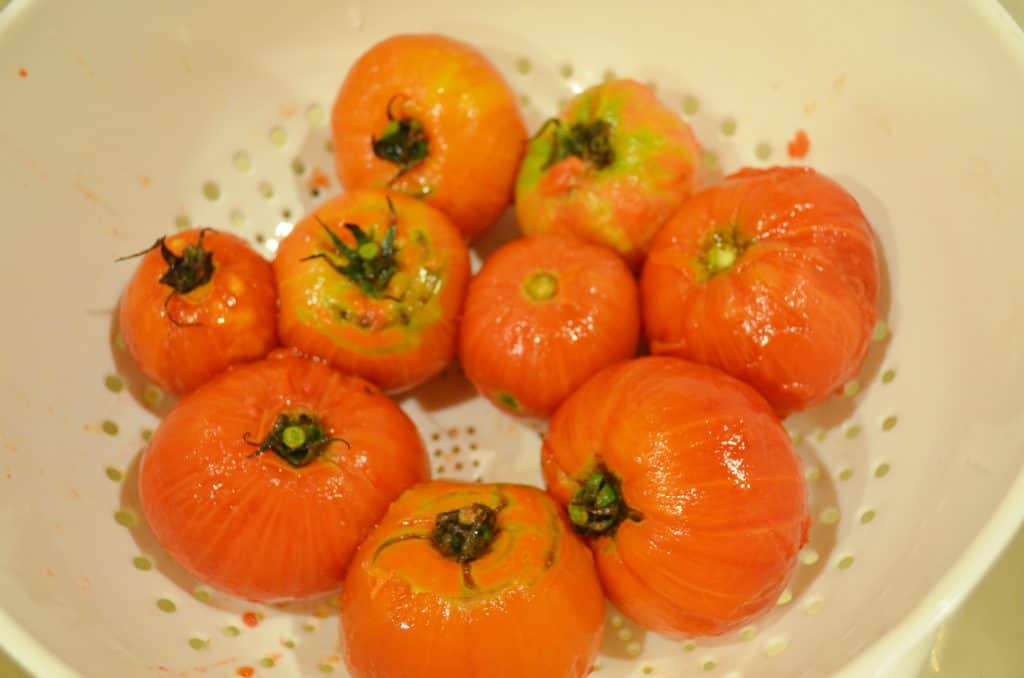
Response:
[3,1,1024,676]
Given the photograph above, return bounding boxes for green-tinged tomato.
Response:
[273,189,470,392]
[516,79,700,266]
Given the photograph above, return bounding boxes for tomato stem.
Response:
[372,95,429,182]
[542,118,615,170]
[568,464,640,537]
[117,229,216,295]
[523,271,559,301]
[302,213,400,298]
[243,413,348,468]
[430,503,499,563]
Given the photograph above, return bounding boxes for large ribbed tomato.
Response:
[341,482,604,678]
[139,351,429,602]
[274,189,470,392]
[641,166,880,416]
[542,357,809,637]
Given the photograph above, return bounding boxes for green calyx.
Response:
[117,229,215,295]
[303,213,399,298]
[430,503,499,563]
[698,227,753,280]
[567,464,641,538]
[541,118,615,171]
[372,96,429,180]
[245,413,347,468]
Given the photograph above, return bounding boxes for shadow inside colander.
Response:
[788,438,839,594]
[107,300,177,419]
[780,178,895,434]
[599,603,649,659]
[400,361,479,413]
[119,447,201,596]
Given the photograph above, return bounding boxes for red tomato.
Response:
[332,34,526,240]
[341,482,604,678]
[274,190,470,392]
[459,233,639,416]
[642,166,879,416]
[139,351,429,601]
[118,228,277,395]
[542,357,809,637]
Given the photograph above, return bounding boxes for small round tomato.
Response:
[542,357,809,637]
[516,79,700,265]
[332,34,527,240]
[274,189,470,392]
[341,481,604,678]
[117,228,277,395]
[641,166,880,416]
[139,351,429,602]
[459,233,639,416]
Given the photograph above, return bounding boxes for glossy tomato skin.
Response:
[274,190,470,393]
[542,357,809,637]
[516,79,699,266]
[341,482,604,678]
[333,34,527,240]
[642,166,880,416]
[139,351,429,602]
[118,228,277,395]
[459,233,639,417]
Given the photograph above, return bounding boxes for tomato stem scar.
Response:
[568,464,641,537]
[542,118,615,170]
[523,270,558,301]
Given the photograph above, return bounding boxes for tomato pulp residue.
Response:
[307,166,331,191]
[236,667,255,677]
[17,68,28,78]
[242,611,261,628]
[787,129,810,159]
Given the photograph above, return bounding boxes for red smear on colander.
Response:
[787,129,810,159]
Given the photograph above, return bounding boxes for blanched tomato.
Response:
[274,190,470,392]
[139,351,429,602]
[118,228,277,395]
[542,357,809,637]
[332,34,526,240]
[642,166,879,415]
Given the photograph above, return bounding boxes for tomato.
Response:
[274,190,470,392]
[138,350,429,602]
[332,34,526,240]
[117,228,277,395]
[516,79,700,266]
[459,233,639,416]
[641,166,880,416]
[542,357,809,637]
[341,481,604,678]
